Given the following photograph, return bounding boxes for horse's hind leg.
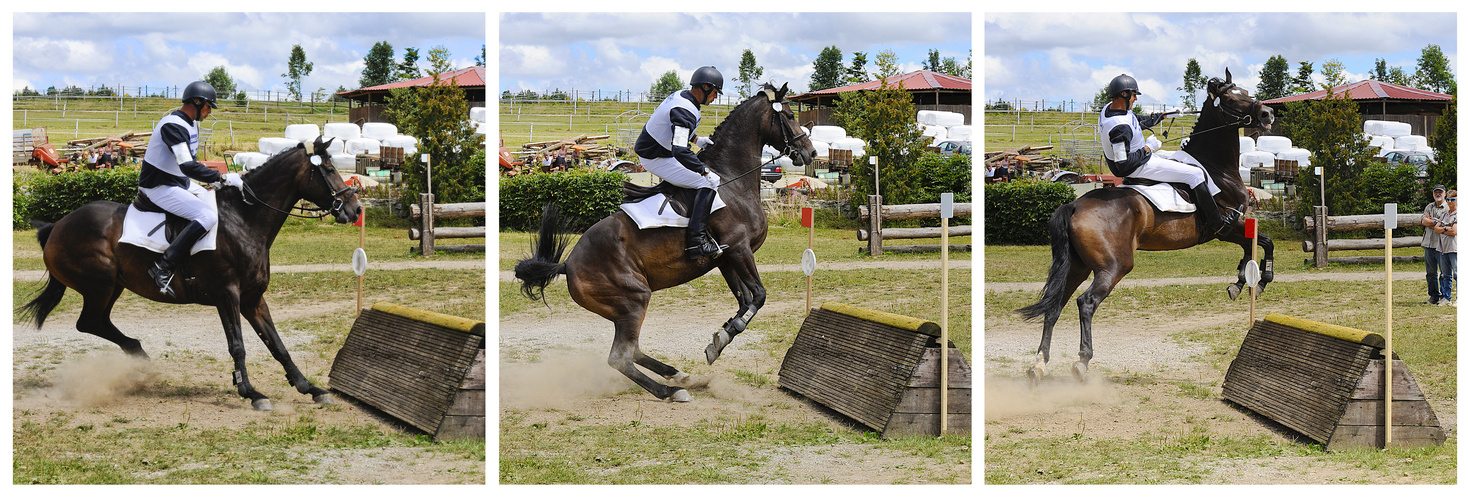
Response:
[76,287,149,358]
[1074,265,1131,382]
[1030,265,1090,385]
[610,316,689,402]
[241,296,332,404]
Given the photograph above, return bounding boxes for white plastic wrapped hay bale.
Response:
[284,124,320,142]
[1255,136,1292,153]
[233,152,269,171]
[812,140,830,158]
[1276,148,1312,167]
[330,153,357,170]
[928,129,949,147]
[1368,135,1395,150]
[1365,120,1412,137]
[920,124,944,138]
[917,110,940,126]
[832,137,866,151]
[1239,165,1252,183]
[762,145,781,156]
[361,122,398,141]
[1394,135,1428,151]
[469,107,487,124]
[810,126,846,144]
[947,125,973,141]
[935,111,965,127]
[382,135,418,155]
[345,138,381,155]
[258,137,300,156]
[1239,136,1256,153]
[323,122,361,142]
[1239,151,1276,168]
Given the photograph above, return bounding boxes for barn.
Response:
[789,70,971,127]
[337,66,487,125]
[1261,79,1453,138]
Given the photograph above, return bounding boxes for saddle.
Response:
[132,190,193,243]
[1119,177,1196,204]
[623,181,699,218]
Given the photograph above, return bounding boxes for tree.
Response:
[204,65,237,99]
[475,44,486,67]
[1177,58,1205,111]
[1274,87,1379,221]
[809,46,845,92]
[1370,58,1390,81]
[649,70,681,102]
[1290,60,1314,95]
[924,49,941,71]
[1319,58,1348,90]
[1091,85,1112,112]
[382,46,483,206]
[281,44,314,102]
[397,47,422,82]
[845,51,869,84]
[833,52,929,208]
[736,49,764,99]
[427,45,455,76]
[874,49,902,80]
[360,41,395,88]
[1413,44,1455,94]
[333,85,349,103]
[1426,96,1456,190]
[1257,55,1291,100]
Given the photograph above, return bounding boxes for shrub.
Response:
[849,151,972,221]
[984,179,1076,245]
[499,169,627,232]
[24,167,140,226]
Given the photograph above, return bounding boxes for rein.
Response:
[238,151,353,219]
[714,90,806,184]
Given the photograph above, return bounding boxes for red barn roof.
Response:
[1262,79,1452,105]
[338,67,487,101]
[796,70,971,97]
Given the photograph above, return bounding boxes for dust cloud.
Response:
[984,373,1118,420]
[51,353,157,407]
[499,350,636,409]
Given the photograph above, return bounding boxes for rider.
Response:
[635,66,724,259]
[141,80,244,296]
[1100,73,1236,235]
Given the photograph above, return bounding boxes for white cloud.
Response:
[13,37,113,73]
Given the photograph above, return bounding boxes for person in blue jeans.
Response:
[1431,189,1457,305]
[1421,185,1450,304]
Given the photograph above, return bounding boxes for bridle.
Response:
[240,145,354,219]
[724,89,809,183]
[1159,83,1265,144]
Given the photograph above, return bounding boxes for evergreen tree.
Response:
[736,49,764,99]
[1177,58,1205,111]
[1290,60,1314,95]
[1275,87,1378,220]
[1427,96,1456,190]
[475,44,486,67]
[924,49,941,71]
[1413,43,1455,94]
[281,44,314,102]
[360,41,395,87]
[846,51,869,84]
[396,47,422,82]
[834,51,928,208]
[649,71,682,102]
[1091,85,1112,112]
[1370,58,1389,81]
[1257,55,1291,100]
[1319,58,1348,90]
[382,46,482,206]
[809,46,845,91]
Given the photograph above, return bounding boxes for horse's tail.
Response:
[1016,203,1076,321]
[514,203,574,301]
[18,221,66,328]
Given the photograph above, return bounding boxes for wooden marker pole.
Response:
[802,207,814,312]
[939,193,953,436]
[1246,218,1257,326]
[1383,203,1396,447]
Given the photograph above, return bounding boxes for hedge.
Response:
[983,179,1076,245]
[499,169,628,232]
[18,167,141,229]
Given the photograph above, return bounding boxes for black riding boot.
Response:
[684,188,725,259]
[1192,183,1237,236]
[148,220,208,297]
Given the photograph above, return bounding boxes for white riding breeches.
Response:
[1131,154,1219,196]
[140,183,218,230]
[641,156,718,190]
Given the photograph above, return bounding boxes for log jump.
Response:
[856,196,972,255]
[409,194,486,255]
[1303,207,1424,267]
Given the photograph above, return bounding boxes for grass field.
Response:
[984,109,1203,175]
[499,99,738,148]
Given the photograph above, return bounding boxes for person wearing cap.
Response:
[141,80,244,297]
[1100,73,1236,236]
[1430,189,1457,306]
[1420,185,1451,305]
[635,65,726,259]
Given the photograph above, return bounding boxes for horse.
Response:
[18,136,362,411]
[515,82,817,402]
[1016,69,1276,383]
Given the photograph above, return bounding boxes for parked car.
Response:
[934,140,972,156]
[1374,149,1436,177]
[759,155,784,183]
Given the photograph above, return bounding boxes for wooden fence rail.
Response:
[1304,207,1425,267]
[408,194,485,255]
[857,196,972,255]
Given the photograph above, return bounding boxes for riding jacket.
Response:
[1099,107,1169,177]
[141,110,222,189]
[636,90,707,174]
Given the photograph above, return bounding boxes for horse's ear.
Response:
[1225,68,1232,84]
[776,83,789,100]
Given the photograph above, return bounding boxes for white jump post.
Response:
[939,193,953,436]
[801,207,816,312]
[1384,203,1397,447]
[1245,218,1259,326]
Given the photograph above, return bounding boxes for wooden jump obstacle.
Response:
[1303,208,1425,267]
[329,302,486,441]
[777,302,972,438]
[857,195,973,255]
[1221,314,1445,451]
[409,194,486,255]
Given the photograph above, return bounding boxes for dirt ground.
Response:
[984,275,1457,484]
[12,262,486,484]
[499,274,973,484]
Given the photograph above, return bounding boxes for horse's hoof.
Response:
[252,398,274,412]
[667,371,692,386]
[1071,362,1088,382]
[668,389,691,403]
[1226,283,1242,301]
[313,393,335,405]
[705,331,731,365]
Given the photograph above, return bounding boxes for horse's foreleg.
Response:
[707,251,764,365]
[1258,234,1275,295]
[217,295,272,411]
[242,296,331,404]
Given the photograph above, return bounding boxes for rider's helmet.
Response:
[1107,74,1141,99]
[182,81,218,109]
[690,66,724,92]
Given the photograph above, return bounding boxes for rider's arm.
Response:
[668,107,707,174]
[1104,124,1148,176]
[158,121,222,184]
[1137,112,1167,129]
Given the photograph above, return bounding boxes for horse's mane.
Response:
[699,83,778,177]
[705,83,776,146]
[242,143,307,180]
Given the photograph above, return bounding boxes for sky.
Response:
[984,12,1457,109]
[498,12,972,99]
[11,12,485,98]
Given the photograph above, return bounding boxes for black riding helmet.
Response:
[690,66,724,93]
[182,81,218,109]
[1108,74,1141,99]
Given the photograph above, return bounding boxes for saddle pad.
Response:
[1120,184,1196,213]
[621,192,728,229]
[118,185,221,255]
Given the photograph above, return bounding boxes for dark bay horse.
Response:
[1017,69,1276,383]
[516,82,817,402]
[19,137,361,411]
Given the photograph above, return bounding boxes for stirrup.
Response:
[685,233,728,259]
[148,262,177,297]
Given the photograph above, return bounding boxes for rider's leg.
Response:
[1134,156,1234,234]
[638,156,724,259]
[140,184,218,296]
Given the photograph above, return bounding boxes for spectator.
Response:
[985,164,996,183]
[541,153,552,172]
[1421,185,1451,305]
[98,146,113,169]
[1432,189,1457,306]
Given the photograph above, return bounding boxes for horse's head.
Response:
[297,136,361,224]
[1205,68,1273,135]
[758,83,817,166]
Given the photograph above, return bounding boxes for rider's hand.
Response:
[1145,135,1163,153]
[696,136,713,149]
[222,173,244,189]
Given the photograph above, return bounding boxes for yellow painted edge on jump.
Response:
[372,302,486,335]
[1263,313,1385,348]
[820,302,941,336]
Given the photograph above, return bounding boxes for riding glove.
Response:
[222,173,244,188]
